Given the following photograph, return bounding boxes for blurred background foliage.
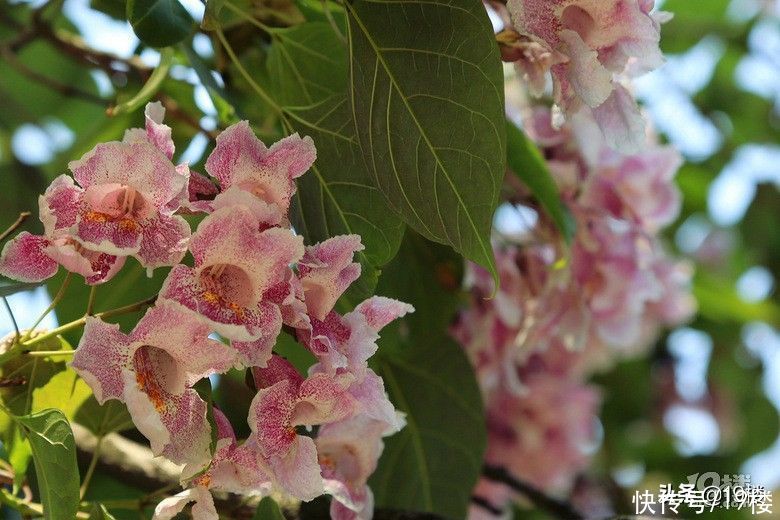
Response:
[0,0,777,518]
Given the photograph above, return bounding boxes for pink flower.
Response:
[152,486,217,520]
[246,355,358,500]
[159,205,303,364]
[298,235,364,321]
[299,296,414,376]
[66,131,191,271]
[70,305,235,469]
[484,377,601,492]
[0,175,126,284]
[317,416,388,520]
[205,121,316,215]
[506,0,668,151]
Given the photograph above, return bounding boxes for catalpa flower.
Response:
[247,355,358,500]
[205,121,316,215]
[301,296,415,376]
[71,304,235,469]
[317,416,388,520]
[0,175,126,284]
[67,133,191,271]
[507,0,669,151]
[159,205,304,365]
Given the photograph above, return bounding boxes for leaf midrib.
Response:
[345,1,495,270]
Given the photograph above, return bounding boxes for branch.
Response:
[482,465,584,520]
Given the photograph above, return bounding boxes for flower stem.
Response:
[21,295,157,349]
[21,272,73,342]
[85,285,97,316]
[0,212,31,243]
[80,435,103,499]
[23,350,74,357]
[2,297,20,342]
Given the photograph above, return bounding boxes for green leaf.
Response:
[347,0,505,279]
[253,497,286,520]
[247,22,406,298]
[16,409,80,520]
[506,121,575,243]
[127,0,193,48]
[369,233,485,518]
[88,503,118,520]
[0,334,89,488]
[74,398,135,437]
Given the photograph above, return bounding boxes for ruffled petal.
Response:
[591,84,646,153]
[293,373,356,427]
[347,370,405,433]
[230,303,282,368]
[249,379,299,458]
[299,235,364,321]
[73,210,144,255]
[144,101,175,160]
[205,122,316,211]
[267,435,324,501]
[152,487,217,520]
[354,296,415,332]
[0,232,58,283]
[69,141,186,209]
[70,317,132,403]
[137,213,191,272]
[38,174,83,235]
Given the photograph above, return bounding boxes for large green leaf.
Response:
[249,22,406,299]
[347,0,505,279]
[16,409,80,520]
[506,121,574,243]
[369,234,485,518]
[0,334,90,488]
[127,0,193,48]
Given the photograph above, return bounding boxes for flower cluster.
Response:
[495,0,671,152]
[0,104,412,520]
[454,103,695,517]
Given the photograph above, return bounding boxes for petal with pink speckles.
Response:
[69,141,185,209]
[39,175,83,235]
[205,122,316,211]
[267,435,324,501]
[0,232,58,283]
[137,213,191,272]
[299,235,364,320]
[354,296,415,332]
[70,317,131,403]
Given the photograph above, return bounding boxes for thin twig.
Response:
[483,465,584,520]
[2,297,20,342]
[79,435,104,499]
[21,272,72,342]
[0,212,30,243]
[85,285,97,316]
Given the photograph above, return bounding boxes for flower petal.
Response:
[153,487,217,520]
[267,435,324,501]
[69,141,185,209]
[137,213,191,272]
[70,317,131,404]
[0,232,58,283]
[205,122,316,211]
[38,175,83,235]
[354,296,415,332]
[299,235,364,320]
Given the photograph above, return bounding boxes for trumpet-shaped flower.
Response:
[317,416,388,520]
[506,0,668,151]
[159,205,303,349]
[247,355,358,500]
[205,121,316,214]
[298,235,364,321]
[71,305,235,468]
[67,134,191,270]
[0,175,126,284]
